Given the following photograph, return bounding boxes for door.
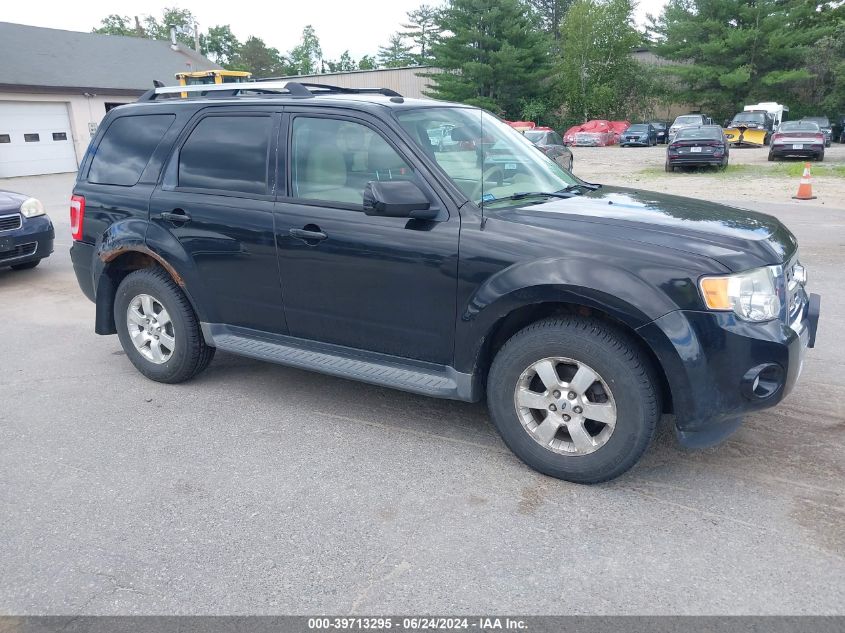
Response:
[274,112,460,365]
[0,101,77,177]
[149,110,286,334]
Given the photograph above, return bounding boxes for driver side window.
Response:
[290,117,413,207]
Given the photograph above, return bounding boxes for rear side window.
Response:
[178,115,271,195]
[89,114,175,186]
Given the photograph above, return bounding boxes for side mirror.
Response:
[363,181,436,220]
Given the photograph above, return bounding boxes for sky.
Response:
[3,0,669,61]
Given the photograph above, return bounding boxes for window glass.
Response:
[396,107,577,206]
[90,114,175,186]
[291,117,413,206]
[52,132,68,141]
[550,133,564,145]
[24,133,40,142]
[179,116,271,194]
[0,134,10,143]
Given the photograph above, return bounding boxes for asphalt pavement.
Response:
[1,173,843,615]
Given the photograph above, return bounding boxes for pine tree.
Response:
[427,0,550,116]
[378,33,415,68]
[402,5,442,64]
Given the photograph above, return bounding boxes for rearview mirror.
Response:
[363,181,436,220]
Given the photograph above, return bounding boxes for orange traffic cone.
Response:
[792,163,816,200]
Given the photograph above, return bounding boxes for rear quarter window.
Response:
[89,114,175,186]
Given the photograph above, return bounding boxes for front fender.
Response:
[454,257,683,374]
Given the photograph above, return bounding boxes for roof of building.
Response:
[0,22,222,93]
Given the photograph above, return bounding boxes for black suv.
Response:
[70,82,821,483]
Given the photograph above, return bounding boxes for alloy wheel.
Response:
[126,294,175,364]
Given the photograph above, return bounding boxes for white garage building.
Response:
[0,22,221,178]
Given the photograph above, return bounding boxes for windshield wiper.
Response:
[564,182,601,192]
[481,191,576,207]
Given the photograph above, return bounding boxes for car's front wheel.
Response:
[115,267,214,383]
[486,317,660,484]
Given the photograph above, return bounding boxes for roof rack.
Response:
[137,80,402,102]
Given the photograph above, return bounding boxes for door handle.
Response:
[289,227,327,243]
[159,209,191,224]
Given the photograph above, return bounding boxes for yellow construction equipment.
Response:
[724,111,771,147]
[176,70,252,86]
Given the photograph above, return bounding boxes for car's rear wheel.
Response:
[817,150,825,162]
[10,260,40,270]
[115,267,214,383]
[768,152,776,161]
[664,160,674,173]
[486,317,660,484]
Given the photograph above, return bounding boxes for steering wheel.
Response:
[471,166,505,202]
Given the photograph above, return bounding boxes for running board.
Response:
[201,323,478,401]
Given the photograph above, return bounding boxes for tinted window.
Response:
[550,132,564,145]
[676,127,722,140]
[24,133,40,142]
[90,115,175,186]
[628,125,649,131]
[52,132,68,141]
[780,121,819,132]
[291,117,413,206]
[179,116,271,195]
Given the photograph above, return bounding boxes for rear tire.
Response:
[817,151,825,162]
[114,267,214,384]
[486,317,660,484]
[664,160,674,173]
[767,152,776,161]
[10,259,40,270]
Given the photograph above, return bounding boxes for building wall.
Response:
[0,91,138,164]
[285,67,440,100]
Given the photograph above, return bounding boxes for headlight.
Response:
[700,267,781,322]
[20,197,46,218]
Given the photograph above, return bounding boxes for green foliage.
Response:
[144,7,198,48]
[92,14,140,37]
[203,25,240,67]
[357,55,378,70]
[402,4,442,64]
[555,0,644,123]
[528,0,574,41]
[230,36,291,77]
[288,25,323,75]
[378,33,415,68]
[649,0,845,120]
[326,51,357,73]
[520,97,550,124]
[427,0,550,118]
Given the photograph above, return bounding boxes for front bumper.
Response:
[637,294,820,448]
[0,214,54,267]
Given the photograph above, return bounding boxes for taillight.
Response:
[816,134,825,142]
[771,133,782,142]
[70,195,85,241]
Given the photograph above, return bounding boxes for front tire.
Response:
[486,317,660,484]
[115,267,214,384]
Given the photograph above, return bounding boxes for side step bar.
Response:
[202,324,478,402]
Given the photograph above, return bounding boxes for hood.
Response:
[509,186,796,271]
[0,190,27,213]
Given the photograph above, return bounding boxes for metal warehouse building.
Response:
[0,22,220,178]
[283,67,440,99]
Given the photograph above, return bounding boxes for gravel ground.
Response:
[1,166,843,615]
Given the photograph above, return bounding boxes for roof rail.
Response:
[138,80,402,102]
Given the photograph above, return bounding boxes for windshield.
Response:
[733,113,766,123]
[673,115,702,126]
[395,107,578,206]
[780,121,820,132]
[676,127,722,140]
[627,125,649,132]
[803,117,830,127]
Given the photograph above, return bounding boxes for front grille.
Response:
[0,213,22,232]
[0,241,37,263]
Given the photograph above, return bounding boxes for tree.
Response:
[358,55,379,70]
[378,33,415,68]
[288,25,322,75]
[326,51,357,73]
[144,7,198,48]
[528,0,574,40]
[556,0,644,123]
[230,36,290,77]
[402,5,441,64]
[648,0,844,120]
[203,25,240,67]
[92,14,136,37]
[427,0,550,116]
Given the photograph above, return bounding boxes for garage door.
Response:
[0,101,78,177]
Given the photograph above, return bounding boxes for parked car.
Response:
[70,81,821,484]
[768,121,826,161]
[523,129,574,170]
[620,123,657,147]
[650,121,669,144]
[426,124,461,152]
[668,113,713,141]
[0,190,54,271]
[563,120,629,146]
[834,115,845,144]
[800,116,832,147]
[665,125,729,171]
